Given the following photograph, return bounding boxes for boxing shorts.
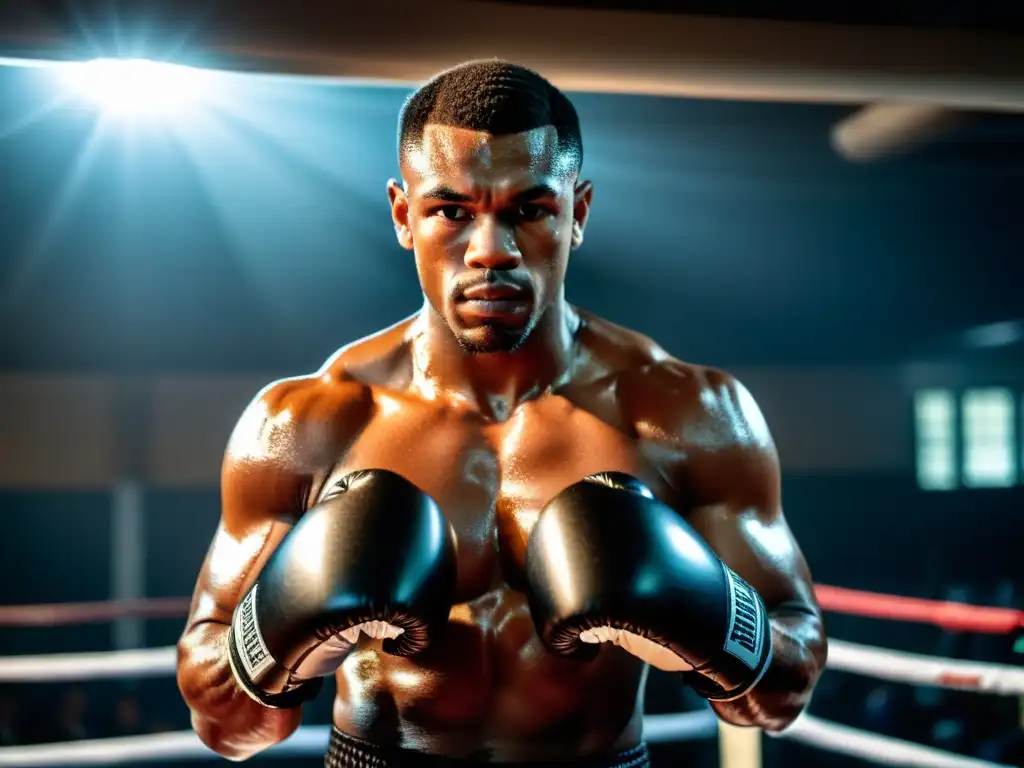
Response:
[325,727,651,767]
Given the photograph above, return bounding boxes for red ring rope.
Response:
[0,597,190,626]
[815,585,1024,635]
[0,588,1020,635]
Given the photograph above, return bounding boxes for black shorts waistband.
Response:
[325,726,650,768]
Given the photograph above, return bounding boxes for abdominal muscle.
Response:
[331,587,648,761]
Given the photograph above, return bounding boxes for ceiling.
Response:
[503,0,1024,31]
[0,3,1021,373]
[6,0,1024,38]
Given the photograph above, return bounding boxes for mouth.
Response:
[458,298,531,318]
[457,283,532,320]
[461,284,524,301]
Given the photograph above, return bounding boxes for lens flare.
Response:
[59,58,214,116]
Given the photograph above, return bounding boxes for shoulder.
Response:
[624,360,770,447]
[579,312,772,452]
[577,311,673,372]
[220,374,374,526]
[619,356,779,508]
[225,374,374,469]
[316,315,416,386]
[224,316,417,474]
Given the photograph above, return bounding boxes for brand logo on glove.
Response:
[722,567,764,670]
[234,584,275,681]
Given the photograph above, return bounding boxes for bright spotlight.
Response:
[59,58,214,116]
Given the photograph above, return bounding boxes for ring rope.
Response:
[2,639,1020,694]
[0,712,1008,767]
[775,713,1014,768]
[814,586,1023,634]
[2,586,1018,634]
[0,588,1019,766]
[828,639,1024,695]
[0,647,176,682]
[0,598,190,627]
[0,714,718,766]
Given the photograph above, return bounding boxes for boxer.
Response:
[177,60,826,766]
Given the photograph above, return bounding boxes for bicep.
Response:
[687,502,818,614]
[184,402,311,629]
[183,374,369,629]
[671,372,818,613]
[184,516,293,629]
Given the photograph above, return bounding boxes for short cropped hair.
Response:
[398,59,583,174]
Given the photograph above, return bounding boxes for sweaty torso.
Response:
[299,313,698,760]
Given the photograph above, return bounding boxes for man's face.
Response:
[390,125,591,353]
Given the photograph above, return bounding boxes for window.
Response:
[962,388,1016,488]
[915,389,956,490]
[915,387,1019,490]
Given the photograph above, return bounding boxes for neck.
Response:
[411,297,581,420]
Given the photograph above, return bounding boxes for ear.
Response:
[387,179,414,251]
[571,179,593,250]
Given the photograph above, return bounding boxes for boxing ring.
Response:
[0,585,1020,767]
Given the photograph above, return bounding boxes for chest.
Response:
[317,393,669,601]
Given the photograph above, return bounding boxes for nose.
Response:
[464,216,522,271]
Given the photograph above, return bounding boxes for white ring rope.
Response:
[0,647,176,682]
[828,639,1024,695]
[0,714,718,765]
[2,638,1020,694]
[643,711,720,743]
[0,730,215,766]
[0,638,1019,766]
[776,714,1014,768]
[0,712,1010,767]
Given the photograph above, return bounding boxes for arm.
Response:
[176,377,370,759]
[665,370,826,731]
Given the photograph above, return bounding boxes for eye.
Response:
[514,203,548,222]
[437,205,471,222]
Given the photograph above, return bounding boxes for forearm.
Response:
[177,621,302,760]
[711,607,826,732]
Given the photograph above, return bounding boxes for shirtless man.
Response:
[177,60,826,766]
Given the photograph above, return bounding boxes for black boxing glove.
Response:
[525,472,772,701]
[227,469,457,709]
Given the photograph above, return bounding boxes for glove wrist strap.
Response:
[227,621,324,710]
